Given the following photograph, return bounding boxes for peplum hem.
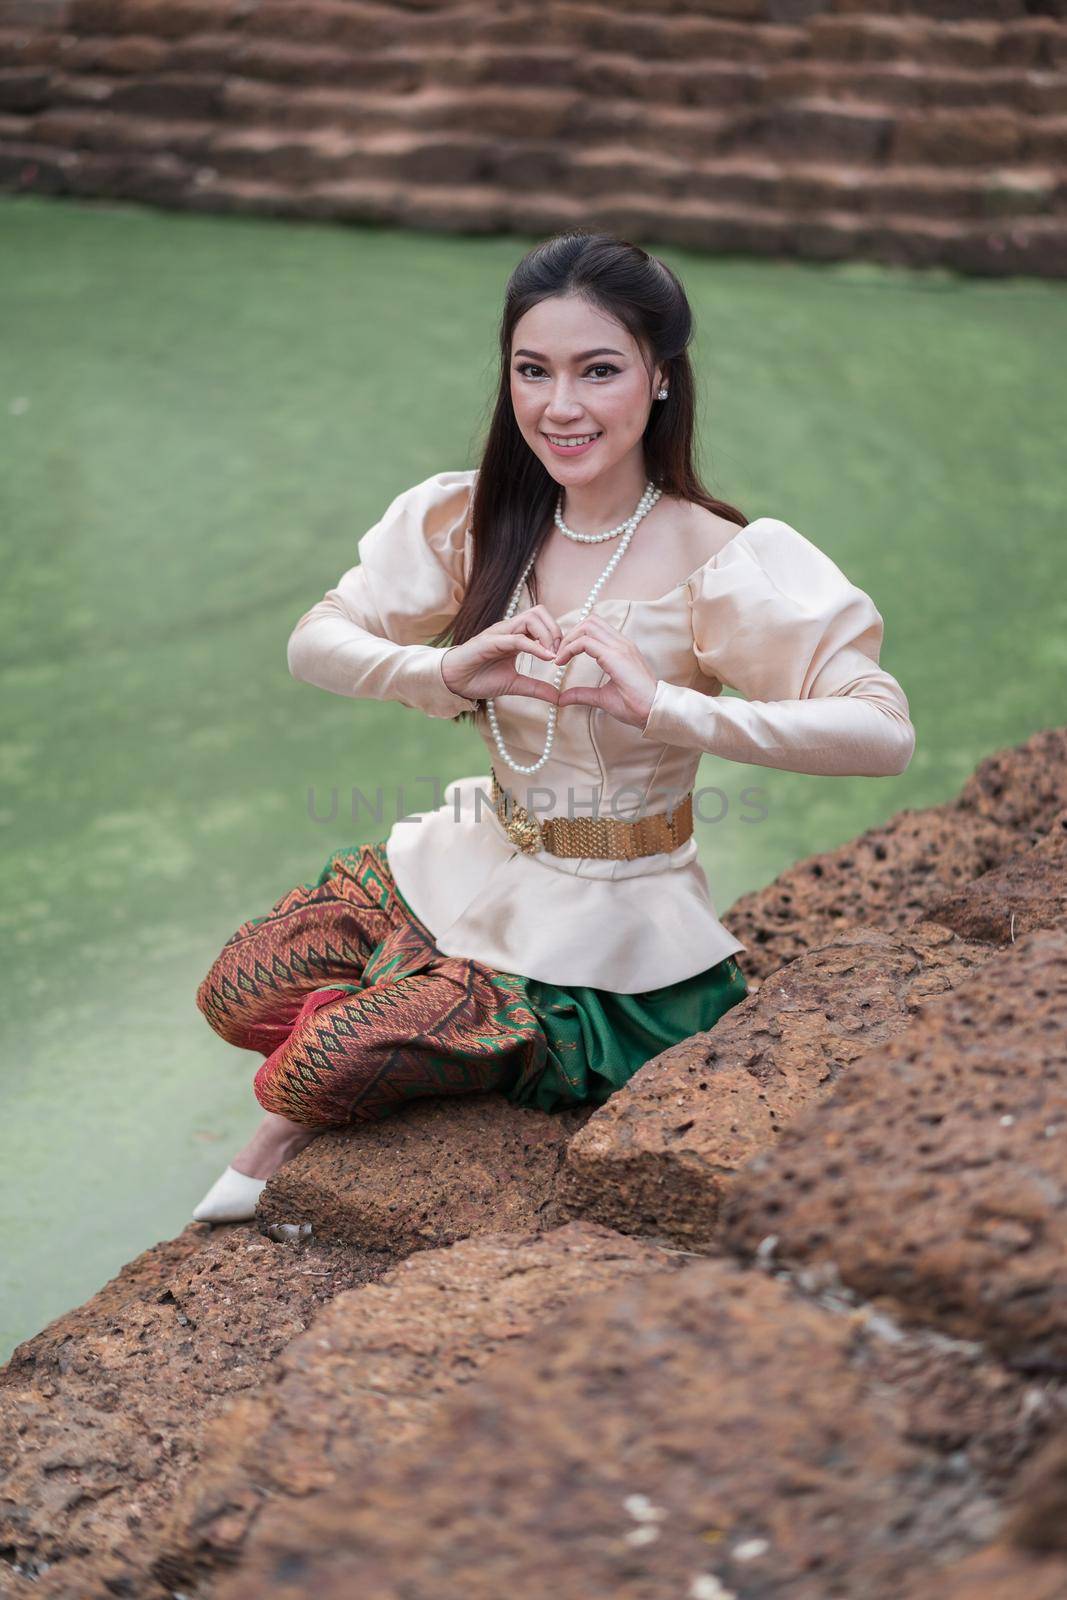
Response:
[384,772,747,994]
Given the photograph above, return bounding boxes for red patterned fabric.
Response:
[196,840,547,1126]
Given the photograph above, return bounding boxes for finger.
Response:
[527,604,563,646]
[519,609,561,654]
[500,675,560,705]
[556,684,613,710]
[487,623,556,662]
[554,618,629,660]
[509,614,561,656]
[554,628,630,671]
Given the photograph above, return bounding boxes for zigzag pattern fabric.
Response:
[196,840,548,1127]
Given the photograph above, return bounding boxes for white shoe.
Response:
[192,1164,268,1223]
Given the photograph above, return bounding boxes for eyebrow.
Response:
[512,347,626,362]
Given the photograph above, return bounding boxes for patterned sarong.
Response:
[196,840,749,1125]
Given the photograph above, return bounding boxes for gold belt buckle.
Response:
[493,775,544,854]
[503,810,544,854]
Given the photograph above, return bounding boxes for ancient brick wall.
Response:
[1,2,1065,276]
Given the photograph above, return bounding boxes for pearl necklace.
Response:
[554,484,655,543]
[486,480,661,775]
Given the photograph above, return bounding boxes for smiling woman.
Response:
[190,230,915,1223]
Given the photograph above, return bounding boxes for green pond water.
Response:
[1,195,1064,1361]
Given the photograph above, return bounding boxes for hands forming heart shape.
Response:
[441,604,658,732]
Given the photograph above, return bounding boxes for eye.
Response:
[514,362,620,380]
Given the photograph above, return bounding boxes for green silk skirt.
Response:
[502,960,750,1113]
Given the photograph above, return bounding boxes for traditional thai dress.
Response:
[196,469,915,1124]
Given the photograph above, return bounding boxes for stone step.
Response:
[5,14,1065,74]
[17,60,1067,148]
[5,109,1066,222]
[835,0,1064,18]
[2,141,1064,275]
[5,33,1065,113]
[954,723,1067,831]
[19,74,1067,173]
[557,918,996,1250]
[152,1221,683,1595]
[256,1091,591,1254]
[205,1248,1064,1600]
[729,724,1067,983]
[7,1213,1060,1596]
[557,791,1067,1252]
[720,920,1067,1373]
[0,1223,376,1592]
[924,808,1067,943]
[807,13,1065,68]
[13,0,1066,46]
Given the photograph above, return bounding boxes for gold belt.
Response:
[490,772,693,860]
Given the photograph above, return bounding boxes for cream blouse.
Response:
[286,468,916,992]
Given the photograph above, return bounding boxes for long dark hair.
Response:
[431,229,749,724]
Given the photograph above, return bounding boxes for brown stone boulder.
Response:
[923,806,1067,946]
[720,925,1067,1371]
[154,1221,685,1596]
[727,802,1011,983]
[556,919,993,1250]
[903,1547,1067,1599]
[729,725,1067,983]
[555,737,1067,1256]
[208,1252,1060,1600]
[900,1429,1067,1596]
[256,1091,591,1251]
[953,726,1067,836]
[0,1225,376,1594]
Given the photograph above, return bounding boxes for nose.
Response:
[543,376,585,421]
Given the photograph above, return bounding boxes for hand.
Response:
[553,615,658,729]
[441,605,563,707]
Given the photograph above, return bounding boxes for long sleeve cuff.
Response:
[402,645,483,720]
[287,619,480,721]
[640,678,915,778]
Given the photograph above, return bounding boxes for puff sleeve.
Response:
[639,517,916,777]
[286,469,481,720]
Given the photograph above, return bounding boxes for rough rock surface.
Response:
[726,802,1012,983]
[0,1226,378,1594]
[954,726,1067,836]
[256,1092,591,1250]
[210,1254,1064,1600]
[556,736,1067,1251]
[155,1221,686,1596]
[721,925,1067,1371]
[729,726,1067,982]
[901,1430,1067,1596]
[556,919,993,1249]
[923,807,1067,947]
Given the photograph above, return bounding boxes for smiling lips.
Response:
[543,431,603,454]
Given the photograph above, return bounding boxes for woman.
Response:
[192,231,915,1223]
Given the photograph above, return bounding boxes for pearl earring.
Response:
[657,387,668,400]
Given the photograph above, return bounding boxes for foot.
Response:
[192,1165,268,1223]
[229,1110,323,1182]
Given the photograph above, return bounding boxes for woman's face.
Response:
[509,292,664,485]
